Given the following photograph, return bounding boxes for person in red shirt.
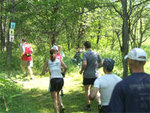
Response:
[20,39,34,79]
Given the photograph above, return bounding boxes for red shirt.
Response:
[56,53,62,60]
[21,42,33,61]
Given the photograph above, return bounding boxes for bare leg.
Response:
[20,63,26,75]
[27,66,33,78]
[96,91,101,105]
[84,85,91,105]
[51,92,59,113]
[57,91,63,107]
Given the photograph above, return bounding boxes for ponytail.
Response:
[50,49,57,61]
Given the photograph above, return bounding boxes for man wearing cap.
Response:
[109,48,150,113]
[89,58,122,113]
[80,41,103,111]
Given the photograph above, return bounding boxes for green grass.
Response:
[0,70,99,113]
[1,39,150,113]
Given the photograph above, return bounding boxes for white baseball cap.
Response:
[124,48,147,61]
[52,45,58,51]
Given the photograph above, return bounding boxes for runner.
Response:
[90,58,122,113]
[72,47,82,66]
[42,49,67,113]
[20,38,34,79]
[80,41,103,111]
[109,48,150,113]
[52,45,65,96]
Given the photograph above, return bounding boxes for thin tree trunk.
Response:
[122,0,129,78]
[6,0,15,66]
[97,23,101,45]
[0,4,3,53]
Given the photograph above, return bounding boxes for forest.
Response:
[0,0,150,113]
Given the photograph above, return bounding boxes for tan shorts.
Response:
[21,60,33,67]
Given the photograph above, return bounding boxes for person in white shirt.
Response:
[89,58,122,113]
[42,49,67,113]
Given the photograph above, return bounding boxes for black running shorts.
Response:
[83,78,97,85]
[50,78,64,92]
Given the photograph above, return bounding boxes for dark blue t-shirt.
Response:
[109,72,150,113]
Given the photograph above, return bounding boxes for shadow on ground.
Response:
[1,84,99,113]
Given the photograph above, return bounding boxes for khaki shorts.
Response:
[21,60,33,67]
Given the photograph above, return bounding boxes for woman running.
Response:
[42,49,67,113]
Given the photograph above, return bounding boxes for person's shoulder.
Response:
[112,73,122,80]
[94,77,103,84]
[48,59,51,63]
[91,50,100,56]
[143,73,150,81]
[98,74,108,81]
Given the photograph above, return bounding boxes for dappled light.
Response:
[1,0,150,113]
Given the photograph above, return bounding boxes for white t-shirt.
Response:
[94,73,122,106]
[48,59,63,79]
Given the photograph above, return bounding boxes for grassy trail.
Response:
[9,72,99,113]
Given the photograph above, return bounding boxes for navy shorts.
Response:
[83,78,97,85]
[50,78,64,92]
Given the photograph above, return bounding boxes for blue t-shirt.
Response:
[109,72,150,113]
[83,50,102,78]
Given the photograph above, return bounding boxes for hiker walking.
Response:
[20,38,34,79]
[109,48,150,113]
[90,58,122,113]
[42,49,67,113]
[80,41,103,111]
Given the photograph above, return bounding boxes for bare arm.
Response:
[79,60,87,74]
[98,61,103,68]
[89,87,99,100]
[41,61,48,75]
[60,60,67,74]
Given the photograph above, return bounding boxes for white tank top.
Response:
[48,59,63,79]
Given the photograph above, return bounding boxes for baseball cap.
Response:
[124,48,147,61]
[52,45,58,51]
[103,58,115,72]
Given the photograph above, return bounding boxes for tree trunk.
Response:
[6,0,15,66]
[97,23,101,45]
[0,4,3,54]
[121,0,129,78]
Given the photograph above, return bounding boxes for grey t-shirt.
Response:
[83,50,102,78]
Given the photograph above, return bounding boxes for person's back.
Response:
[83,50,100,78]
[20,39,33,79]
[74,51,81,60]
[21,42,33,61]
[109,48,150,113]
[110,72,150,112]
[48,59,63,79]
[97,73,122,105]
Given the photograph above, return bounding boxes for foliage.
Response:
[0,73,23,112]
[0,0,150,112]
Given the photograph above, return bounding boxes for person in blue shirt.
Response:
[109,48,150,113]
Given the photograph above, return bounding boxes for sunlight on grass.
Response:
[14,71,100,113]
